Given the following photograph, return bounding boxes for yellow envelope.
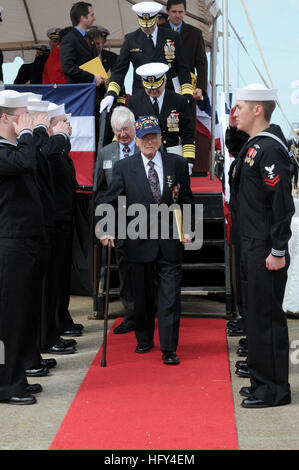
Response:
[79,57,108,79]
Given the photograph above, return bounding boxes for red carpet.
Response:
[191,175,222,193]
[49,318,238,450]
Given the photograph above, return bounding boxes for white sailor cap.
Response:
[132,2,163,27]
[27,99,50,112]
[136,62,169,89]
[47,102,66,118]
[0,90,28,108]
[20,92,42,102]
[236,83,278,102]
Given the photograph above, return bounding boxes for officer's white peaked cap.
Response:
[0,90,28,108]
[27,100,50,112]
[48,102,66,118]
[136,62,169,79]
[132,2,163,18]
[236,83,277,101]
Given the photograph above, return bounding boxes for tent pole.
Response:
[22,0,38,44]
[222,0,229,93]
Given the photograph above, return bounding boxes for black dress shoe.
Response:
[26,383,43,394]
[239,338,247,348]
[42,340,76,355]
[235,366,251,378]
[237,347,248,357]
[41,358,57,369]
[235,360,247,369]
[135,342,154,353]
[25,366,49,377]
[59,337,77,347]
[74,323,84,330]
[239,386,254,398]
[1,392,37,405]
[162,352,180,365]
[227,327,246,337]
[242,395,291,408]
[227,319,243,329]
[61,327,82,337]
[114,322,135,334]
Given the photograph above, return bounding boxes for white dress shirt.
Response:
[146,25,158,47]
[141,151,164,194]
[150,89,165,114]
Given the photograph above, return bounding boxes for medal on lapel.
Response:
[164,40,175,63]
[172,184,180,203]
[167,111,179,132]
[166,175,174,188]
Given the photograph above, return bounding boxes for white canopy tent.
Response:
[0,0,213,65]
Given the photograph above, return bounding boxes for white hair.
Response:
[110,106,135,131]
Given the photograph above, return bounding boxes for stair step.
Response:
[181,286,226,295]
[99,286,226,296]
[182,263,225,270]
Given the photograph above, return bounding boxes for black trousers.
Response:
[114,239,134,325]
[240,237,291,406]
[54,221,75,333]
[0,238,41,399]
[40,226,61,349]
[127,251,181,352]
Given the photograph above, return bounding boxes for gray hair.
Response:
[110,106,135,131]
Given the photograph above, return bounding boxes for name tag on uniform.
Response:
[103,160,112,169]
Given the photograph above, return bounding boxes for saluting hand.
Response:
[13,112,33,135]
[52,120,71,136]
[32,113,50,129]
[229,105,238,127]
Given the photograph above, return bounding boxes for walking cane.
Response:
[101,239,112,367]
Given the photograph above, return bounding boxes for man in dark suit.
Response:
[97,116,195,365]
[94,107,137,334]
[60,2,104,85]
[164,0,208,99]
[100,2,193,114]
[128,62,195,174]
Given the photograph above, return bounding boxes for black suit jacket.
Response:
[128,89,195,162]
[99,151,194,263]
[107,26,192,97]
[163,21,208,93]
[60,27,98,83]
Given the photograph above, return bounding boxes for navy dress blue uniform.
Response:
[107,27,192,99]
[0,131,45,400]
[128,88,195,164]
[231,124,295,406]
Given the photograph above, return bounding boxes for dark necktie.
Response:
[152,98,159,116]
[147,34,155,50]
[123,145,130,158]
[148,160,161,204]
[85,34,92,49]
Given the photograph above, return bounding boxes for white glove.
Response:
[188,163,194,176]
[100,95,115,113]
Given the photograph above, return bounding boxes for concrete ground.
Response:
[1,295,299,451]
